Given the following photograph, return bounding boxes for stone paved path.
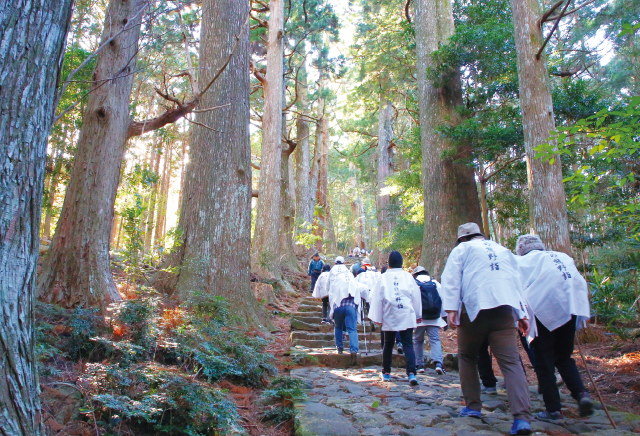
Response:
[292,366,640,436]
[289,281,640,436]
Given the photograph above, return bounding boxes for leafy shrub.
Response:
[79,363,240,435]
[68,308,102,360]
[261,376,307,423]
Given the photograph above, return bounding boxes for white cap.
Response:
[335,256,345,264]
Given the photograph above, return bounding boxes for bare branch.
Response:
[536,0,572,60]
[184,116,223,133]
[405,0,412,23]
[543,0,597,22]
[538,0,564,27]
[192,103,231,113]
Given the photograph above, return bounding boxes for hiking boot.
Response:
[482,386,497,395]
[349,352,358,367]
[578,392,594,417]
[381,373,391,382]
[416,365,425,374]
[435,363,446,375]
[536,410,563,421]
[459,407,482,418]
[397,345,404,354]
[510,419,532,435]
[337,347,344,355]
[408,373,419,386]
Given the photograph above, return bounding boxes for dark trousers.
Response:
[478,333,536,388]
[310,272,320,291]
[383,329,415,375]
[380,331,402,348]
[531,316,585,412]
[322,297,329,320]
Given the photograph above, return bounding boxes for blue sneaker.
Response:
[408,373,418,386]
[510,419,531,435]
[459,407,482,418]
[381,373,390,382]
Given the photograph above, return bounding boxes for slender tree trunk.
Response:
[154,143,172,248]
[415,0,482,278]
[152,0,265,325]
[279,144,300,269]
[377,96,394,248]
[144,144,161,253]
[0,1,73,434]
[43,146,64,240]
[478,162,491,237]
[294,61,312,241]
[325,203,337,254]
[510,0,571,253]
[313,105,329,252]
[308,80,325,225]
[38,0,147,311]
[251,0,285,278]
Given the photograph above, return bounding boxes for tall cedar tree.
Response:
[415,0,483,277]
[510,0,571,253]
[38,0,147,310]
[156,0,266,326]
[0,1,73,433]
[252,0,285,278]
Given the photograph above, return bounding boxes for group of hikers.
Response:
[307,222,592,436]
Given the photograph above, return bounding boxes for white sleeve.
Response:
[435,280,447,317]
[441,247,463,312]
[368,277,383,324]
[410,277,422,318]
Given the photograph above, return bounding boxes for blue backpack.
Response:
[417,279,442,320]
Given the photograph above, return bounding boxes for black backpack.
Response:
[417,278,442,320]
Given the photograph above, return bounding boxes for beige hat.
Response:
[516,234,546,256]
[457,222,484,241]
[362,257,371,265]
[412,266,427,276]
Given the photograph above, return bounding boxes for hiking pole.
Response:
[362,298,369,355]
[575,335,616,429]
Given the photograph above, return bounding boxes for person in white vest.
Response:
[327,256,368,366]
[312,264,332,324]
[412,266,446,375]
[441,222,533,436]
[369,251,422,386]
[356,257,380,303]
[515,234,593,420]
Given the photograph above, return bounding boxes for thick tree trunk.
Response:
[0,1,73,434]
[279,144,300,270]
[415,0,482,278]
[38,0,146,310]
[154,0,265,326]
[177,137,187,212]
[308,81,325,226]
[313,107,329,253]
[377,96,394,248]
[144,145,161,253]
[294,61,312,241]
[251,0,285,278]
[510,0,571,253]
[42,146,64,240]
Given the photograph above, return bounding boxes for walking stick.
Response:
[361,298,369,355]
[575,335,616,429]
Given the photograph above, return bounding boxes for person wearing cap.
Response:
[328,256,368,366]
[308,253,324,293]
[369,251,422,386]
[312,264,333,323]
[441,223,533,435]
[412,266,446,375]
[356,257,380,303]
[515,234,593,420]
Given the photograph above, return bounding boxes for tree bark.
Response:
[308,79,325,227]
[153,0,265,326]
[415,0,483,278]
[0,1,73,434]
[42,146,64,240]
[144,143,161,253]
[38,0,147,310]
[251,0,285,278]
[511,0,571,253]
[154,142,172,249]
[377,96,394,248]
[294,61,312,242]
[313,103,329,253]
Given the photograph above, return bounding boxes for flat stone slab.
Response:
[295,401,360,436]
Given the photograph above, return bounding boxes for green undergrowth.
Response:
[36,290,277,435]
[261,376,307,423]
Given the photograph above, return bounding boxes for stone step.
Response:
[298,304,322,312]
[291,331,337,341]
[290,311,322,318]
[292,316,325,324]
[291,320,377,333]
[293,339,383,350]
[299,298,319,305]
[292,349,458,370]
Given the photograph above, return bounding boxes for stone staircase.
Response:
[289,295,457,369]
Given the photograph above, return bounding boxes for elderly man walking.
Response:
[515,235,593,420]
[441,223,533,435]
